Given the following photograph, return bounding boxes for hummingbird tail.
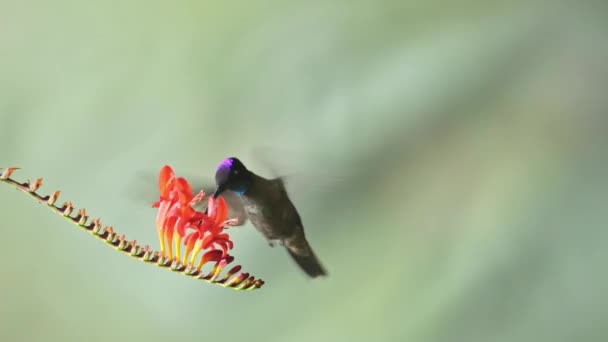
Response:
[285,243,328,278]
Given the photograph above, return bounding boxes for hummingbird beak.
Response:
[212,184,226,198]
[204,185,225,215]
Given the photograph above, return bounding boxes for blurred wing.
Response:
[195,189,248,227]
[250,146,353,201]
[125,170,248,226]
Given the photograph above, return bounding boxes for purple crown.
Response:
[217,158,234,172]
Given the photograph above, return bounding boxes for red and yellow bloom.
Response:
[153,165,237,272]
[1,166,264,290]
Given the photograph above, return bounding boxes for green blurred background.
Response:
[1,1,607,341]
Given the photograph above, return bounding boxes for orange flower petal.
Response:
[158,165,175,197]
[207,196,217,219]
[175,177,193,204]
[215,196,228,223]
[197,250,223,272]
[182,231,199,265]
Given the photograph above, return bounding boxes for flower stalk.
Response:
[0,167,264,291]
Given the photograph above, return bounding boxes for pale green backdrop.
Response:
[1,1,607,341]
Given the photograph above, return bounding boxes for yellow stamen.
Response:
[165,228,174,261]
[174,234,182,262]
[182,237,196,266]
[157,228,165,257]
[190,240,203,269]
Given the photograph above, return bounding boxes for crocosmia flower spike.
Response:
[0,166,265,291]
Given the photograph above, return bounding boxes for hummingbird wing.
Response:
[250,145,353,202]
[125,170,249,226]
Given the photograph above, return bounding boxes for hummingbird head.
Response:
[213,157,252,198]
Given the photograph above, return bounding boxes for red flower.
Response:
[0,166,264,290]
[152,165,236,272]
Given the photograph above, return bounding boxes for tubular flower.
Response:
[0,166,264,291]
[152,165,260,284]
[152,165,237,271]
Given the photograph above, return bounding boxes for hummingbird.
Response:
[211,157,328,278]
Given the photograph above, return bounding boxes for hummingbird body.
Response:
[239,174,300,241]
[213,157,327,278]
